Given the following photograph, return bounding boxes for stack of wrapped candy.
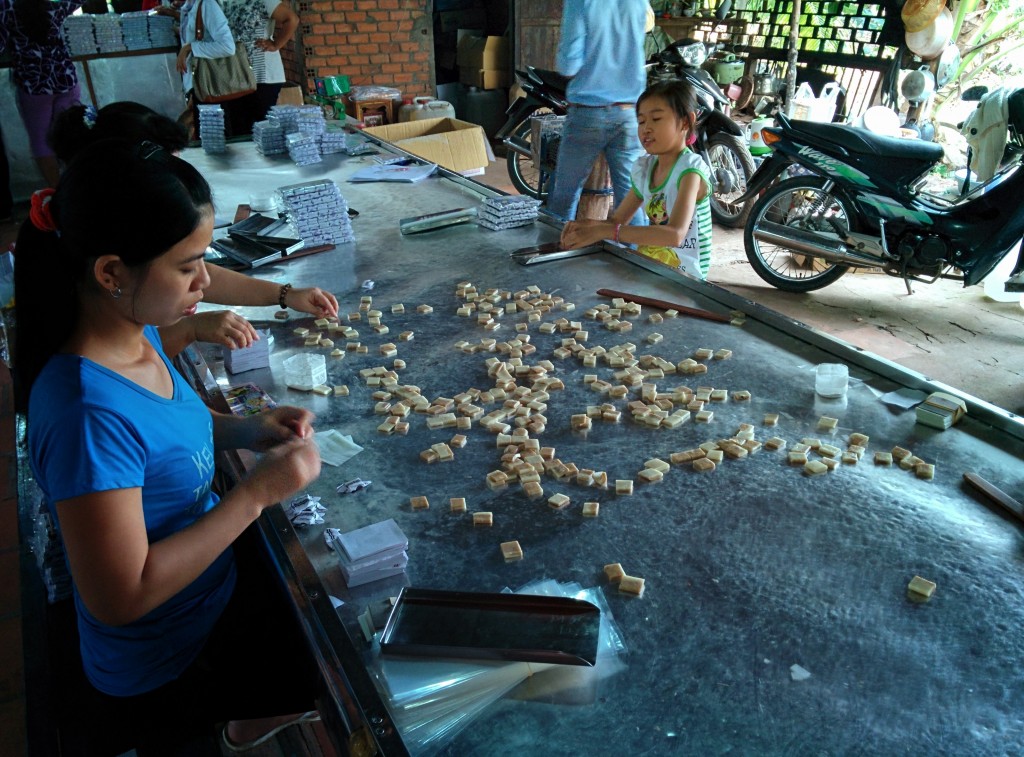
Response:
[197,104,227,153]
[252,120,287,155]
[477,195,543,231]
[285,131,322,166]
[278,179,355,246]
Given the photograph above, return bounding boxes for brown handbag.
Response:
[191,0,256,103]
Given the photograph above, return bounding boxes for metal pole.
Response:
[785,0,801,110]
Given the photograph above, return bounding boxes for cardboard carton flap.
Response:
[363,117,489,173]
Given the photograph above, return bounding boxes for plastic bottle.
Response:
[397,97,416,123]
[407,96,436,122]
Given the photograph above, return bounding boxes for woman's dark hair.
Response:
[50,102,190,165]
[637,79,700,126]
[14,0,54,45]
[13,139,213,411]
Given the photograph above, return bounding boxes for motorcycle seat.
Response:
[789,120,944,162]
[529,67,571,96]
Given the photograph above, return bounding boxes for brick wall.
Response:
[293,0,435,99]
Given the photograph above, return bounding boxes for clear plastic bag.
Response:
[367,579,628,755]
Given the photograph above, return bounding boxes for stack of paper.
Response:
[267,105,301,134]
[916,391,967,430]
[348,161,437,184]
[147,15,177,47]
[326,519,409,587]
[222,329,271,374]
[286,131,322,166]
[120,12,151,50]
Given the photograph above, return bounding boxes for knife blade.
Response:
[510,242,603,265]
[963,472,1024,525]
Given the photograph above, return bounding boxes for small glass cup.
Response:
[248,192,277,212]
[815,363,849,398]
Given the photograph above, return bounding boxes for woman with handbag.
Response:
[159,0,251,131]
[221,0,299,136]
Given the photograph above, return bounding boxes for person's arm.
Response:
[158,309,260,357]
[561,172,706,249]
[555,0,586,76]
[55,438,320,626]
[190,0,236,59]
[204,264,339,317]
[255,1,299,52]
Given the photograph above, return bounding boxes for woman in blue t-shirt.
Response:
[15,139,324,752]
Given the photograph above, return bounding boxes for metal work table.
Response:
[176,140,1024,756]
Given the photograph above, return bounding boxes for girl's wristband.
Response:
[278,283,293,309]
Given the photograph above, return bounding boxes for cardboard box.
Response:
[461,68,511,89]
[456,33,508,72]
[362,117,489,173]
[276,84,304,106]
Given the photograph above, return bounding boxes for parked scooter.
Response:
[737,88,1024,294]
[494,66,570,201]
[495,38,756,227]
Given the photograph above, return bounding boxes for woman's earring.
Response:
[111,287,122,299]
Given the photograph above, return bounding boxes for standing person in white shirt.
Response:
[221,0,299,136]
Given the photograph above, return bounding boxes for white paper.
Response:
[880,387,927,410]
[314,429,363,466]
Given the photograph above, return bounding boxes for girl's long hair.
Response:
[13,139,212,411]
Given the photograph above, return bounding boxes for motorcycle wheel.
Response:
[506,120,550,200]
[743,176,853,292]
[707,132,756,228]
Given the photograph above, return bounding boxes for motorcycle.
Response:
[495,38,756,228]
[737,87,1024,294]
[494,66,570,201]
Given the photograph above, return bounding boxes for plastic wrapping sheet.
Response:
[368,580,627,756]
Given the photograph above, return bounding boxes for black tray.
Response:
[379,588,601,667]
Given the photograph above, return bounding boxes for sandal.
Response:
[221,711,320,752]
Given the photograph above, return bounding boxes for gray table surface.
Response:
[183,141,1024,756]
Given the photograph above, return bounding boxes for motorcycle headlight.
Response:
[678,42,707,68]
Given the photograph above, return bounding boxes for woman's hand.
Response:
[176,43,192,74]
[153,5,179,19]
[245,406,315,451]
[285,287,339,319]
[242,438,322,509]
[254,39,278,52]
[192,310,259,349]
[560,220,609,250]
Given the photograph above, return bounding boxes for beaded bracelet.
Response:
[278,283,293,309]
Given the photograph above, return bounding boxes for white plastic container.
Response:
[788,82,840,123]
[815,363,849,399]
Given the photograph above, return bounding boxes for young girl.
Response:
[16,139,324,753]
[560,80,713,280]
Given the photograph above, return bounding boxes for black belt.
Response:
[569,102,635,109]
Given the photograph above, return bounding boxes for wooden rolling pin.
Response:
[963,472,1024,525]
[596,289,731,324]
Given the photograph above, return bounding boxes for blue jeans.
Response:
[547,105,646,224]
